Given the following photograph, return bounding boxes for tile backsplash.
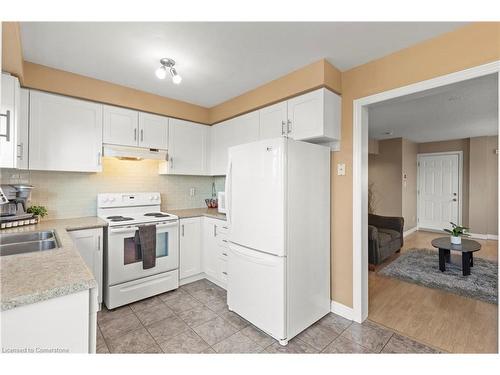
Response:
[0,158,226,220]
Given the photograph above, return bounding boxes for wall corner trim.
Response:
[330,300,354,321]
[403,227,418,238]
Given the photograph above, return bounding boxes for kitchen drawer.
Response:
[218,257,228,285]
[218,244,230,259]
[218,224,229,234]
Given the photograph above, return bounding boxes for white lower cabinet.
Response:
[1,289,98,353]
[179,217,202,279]
[202,217,229,288]
[178,216,229,289]
[69,228,103,305]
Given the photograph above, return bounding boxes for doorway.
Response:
[417,151,463,231]
[352,60,500,323]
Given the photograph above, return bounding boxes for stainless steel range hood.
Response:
[102,144,167,161]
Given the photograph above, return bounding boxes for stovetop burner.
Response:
[144,212,171,218]
[107,215,134,222]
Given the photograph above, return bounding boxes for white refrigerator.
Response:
[225,137,331,346]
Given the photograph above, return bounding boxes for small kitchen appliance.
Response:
[97,192,179,309]
[0,184,37,229]
[217,192,227,214]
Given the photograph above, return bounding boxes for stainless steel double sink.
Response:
[0,230,60,256]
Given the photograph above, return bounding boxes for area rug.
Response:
[378,249,498,304]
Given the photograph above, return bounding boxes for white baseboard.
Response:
[469,233,498,240]
[179,273,205,286]
[330,300,354,321]
[403,227,418,238]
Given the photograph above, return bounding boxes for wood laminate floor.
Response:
[369,230,498,353]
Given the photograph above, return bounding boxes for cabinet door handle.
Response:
[97,152,102,166]
[181,224,185,236]
[17,142,24,160]
[222,252,228,256]
[287,119,292,134]
[214,224,217,237]
[281,120,286,136]
[222,271,228,275]
[170,157,174,169]
[0,110,11,142]
[134,128,137,141]
[97,235,101,251]
[140,129,144,142]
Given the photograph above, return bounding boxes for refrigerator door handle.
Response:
[224,157,232,227]
[229,243,280,266]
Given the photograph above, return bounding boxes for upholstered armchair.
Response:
[368,214,404,266]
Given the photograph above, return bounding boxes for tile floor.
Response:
[97,279,441,354]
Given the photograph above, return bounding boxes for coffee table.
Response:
[431,237,481,276]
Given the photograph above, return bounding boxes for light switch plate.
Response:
[337,163,346,176]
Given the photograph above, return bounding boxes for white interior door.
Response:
[227,138,285,256]
[418,153,460,231]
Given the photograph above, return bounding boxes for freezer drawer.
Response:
[227,242,285,340]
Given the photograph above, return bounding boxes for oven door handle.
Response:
[109,226,139,234]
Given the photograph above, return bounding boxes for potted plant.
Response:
[444,222,470,245]
[26,205,48,222]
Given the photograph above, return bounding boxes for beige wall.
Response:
[23,62,211,124]
[209,59,342,123]
[1,22,24,84]
[368,138,417,231]
[469,136,498,235]
[368,138,402,218]
[402,139,418,230]
[417,138,470,226]
[0,158,219,219]
[333,22,500,307]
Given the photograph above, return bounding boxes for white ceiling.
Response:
[368,73,499,143]
[20,22,467,107]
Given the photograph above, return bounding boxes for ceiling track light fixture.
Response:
[155,58,182,84]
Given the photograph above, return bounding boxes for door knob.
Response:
[452,198,457,202]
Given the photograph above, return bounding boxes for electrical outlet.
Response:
[189,187,196,197]
[337,163,346,176]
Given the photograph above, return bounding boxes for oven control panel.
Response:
[98,192,161,208]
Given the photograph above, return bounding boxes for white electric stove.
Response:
[97,192,179,309]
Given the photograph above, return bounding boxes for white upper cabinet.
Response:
[210,111,259,175]
[1,74,20,169]
[138,112,168,150]
[160,118,209,175]
[210,118,233,176]
[286,88,341,143]
[259,101,288,139]
[16,88,30,170]
[103,105,138,147]
[29,91,103,172]
[103,105,168,150]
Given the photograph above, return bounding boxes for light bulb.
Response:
[155,66,167,79]
[172,73,182,85]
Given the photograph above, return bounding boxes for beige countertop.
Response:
[0,216,107,311]
[170,207,227,221]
